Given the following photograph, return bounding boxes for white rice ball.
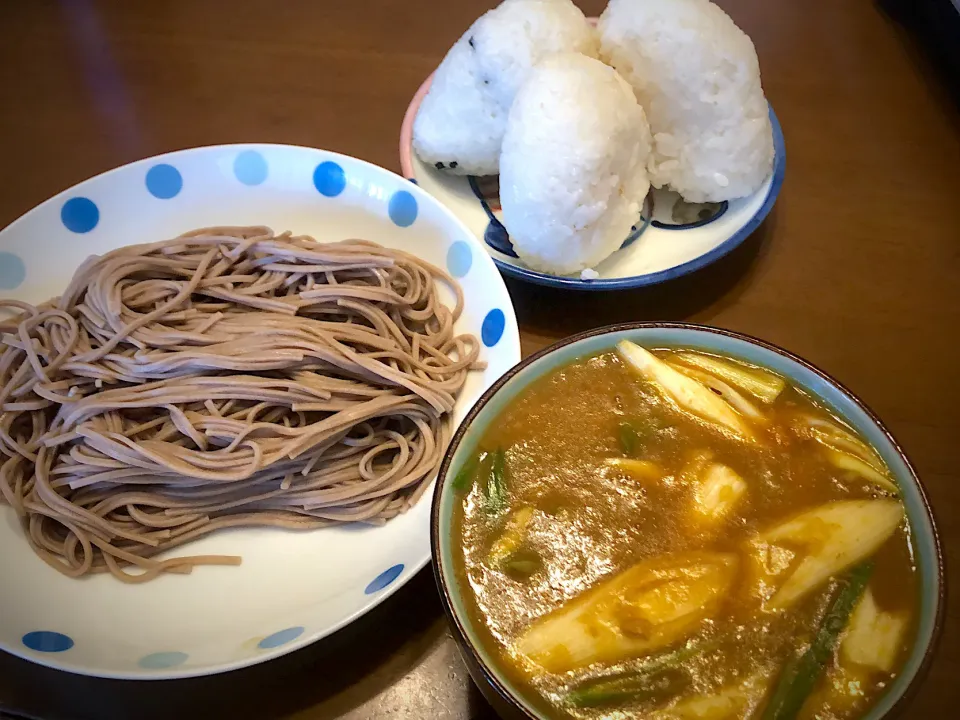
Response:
[598,0,774,203]
[500,53,652,276]
[412,0,597,177]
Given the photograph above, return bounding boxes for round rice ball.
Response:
[598,0,774,203]
[500,53,652,276]
[412,0,596,177]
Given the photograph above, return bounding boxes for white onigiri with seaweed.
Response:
[412,0,597,177]
[598,0,774,203]
[499,53,652,276]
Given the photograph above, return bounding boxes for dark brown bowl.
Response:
[430,322,944,719]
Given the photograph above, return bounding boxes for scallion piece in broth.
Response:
[605,457,663,483]
[840,587,909,673]
[503,549,543,579]
[566,636,738,709]
[673,351,786,403]
[516,552,738,672]
[617,340,753,440]
[618,421,642,456]
[488,507,534,566]
[451,451,484,492]
[484,448,508,514]
[633,638,720,675]
[761,561,874,720]
[762,500,901,610]
[617,417,664,457]
[568,667,690,709]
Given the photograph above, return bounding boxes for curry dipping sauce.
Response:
[451,342,918,720]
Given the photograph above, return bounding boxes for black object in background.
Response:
[880,0,960,99]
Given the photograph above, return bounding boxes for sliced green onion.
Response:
[485,447,508,514]
[451,451,483,492]
[674,352,786,403]
[503,550,543,579]
[568,667,690,708]
[619,421,641,456]
[761,562,874,720]
[566,640,716,708]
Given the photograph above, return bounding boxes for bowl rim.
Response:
[430,321,946,719]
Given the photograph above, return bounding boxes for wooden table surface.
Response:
[0,1,957,718]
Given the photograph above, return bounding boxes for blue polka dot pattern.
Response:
[446,242,472,278]
[313,161,346,197]
[365,564,404,594]
[388,190,418,228]
[234,150,268,186]
[481,309,506,348]
[0,252,26,290]
[22,631,73,653]
[145,164,183,199]
[61,197,99,234]
[138,651,188,669]
[258,626,304,650]
[407,178,418,185]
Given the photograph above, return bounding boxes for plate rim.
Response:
[398,71,786,291]
[0,142,522,680]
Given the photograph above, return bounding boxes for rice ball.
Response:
[499,53,652,276]
[598,0,774,203]
[412,0,597,177]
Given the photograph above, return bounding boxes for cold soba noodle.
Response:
[453,342,917,720]
[0,227,480,583]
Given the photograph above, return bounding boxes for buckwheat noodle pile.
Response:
[0,226,481,583]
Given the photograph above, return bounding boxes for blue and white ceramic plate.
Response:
[0,144,520,679]
[400,74,785,290]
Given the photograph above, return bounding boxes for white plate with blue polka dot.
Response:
[399,74,786,290]
[0,143,520,679]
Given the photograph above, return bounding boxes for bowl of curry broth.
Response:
[431,323,943,720]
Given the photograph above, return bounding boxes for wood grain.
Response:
[0,1,957,718]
